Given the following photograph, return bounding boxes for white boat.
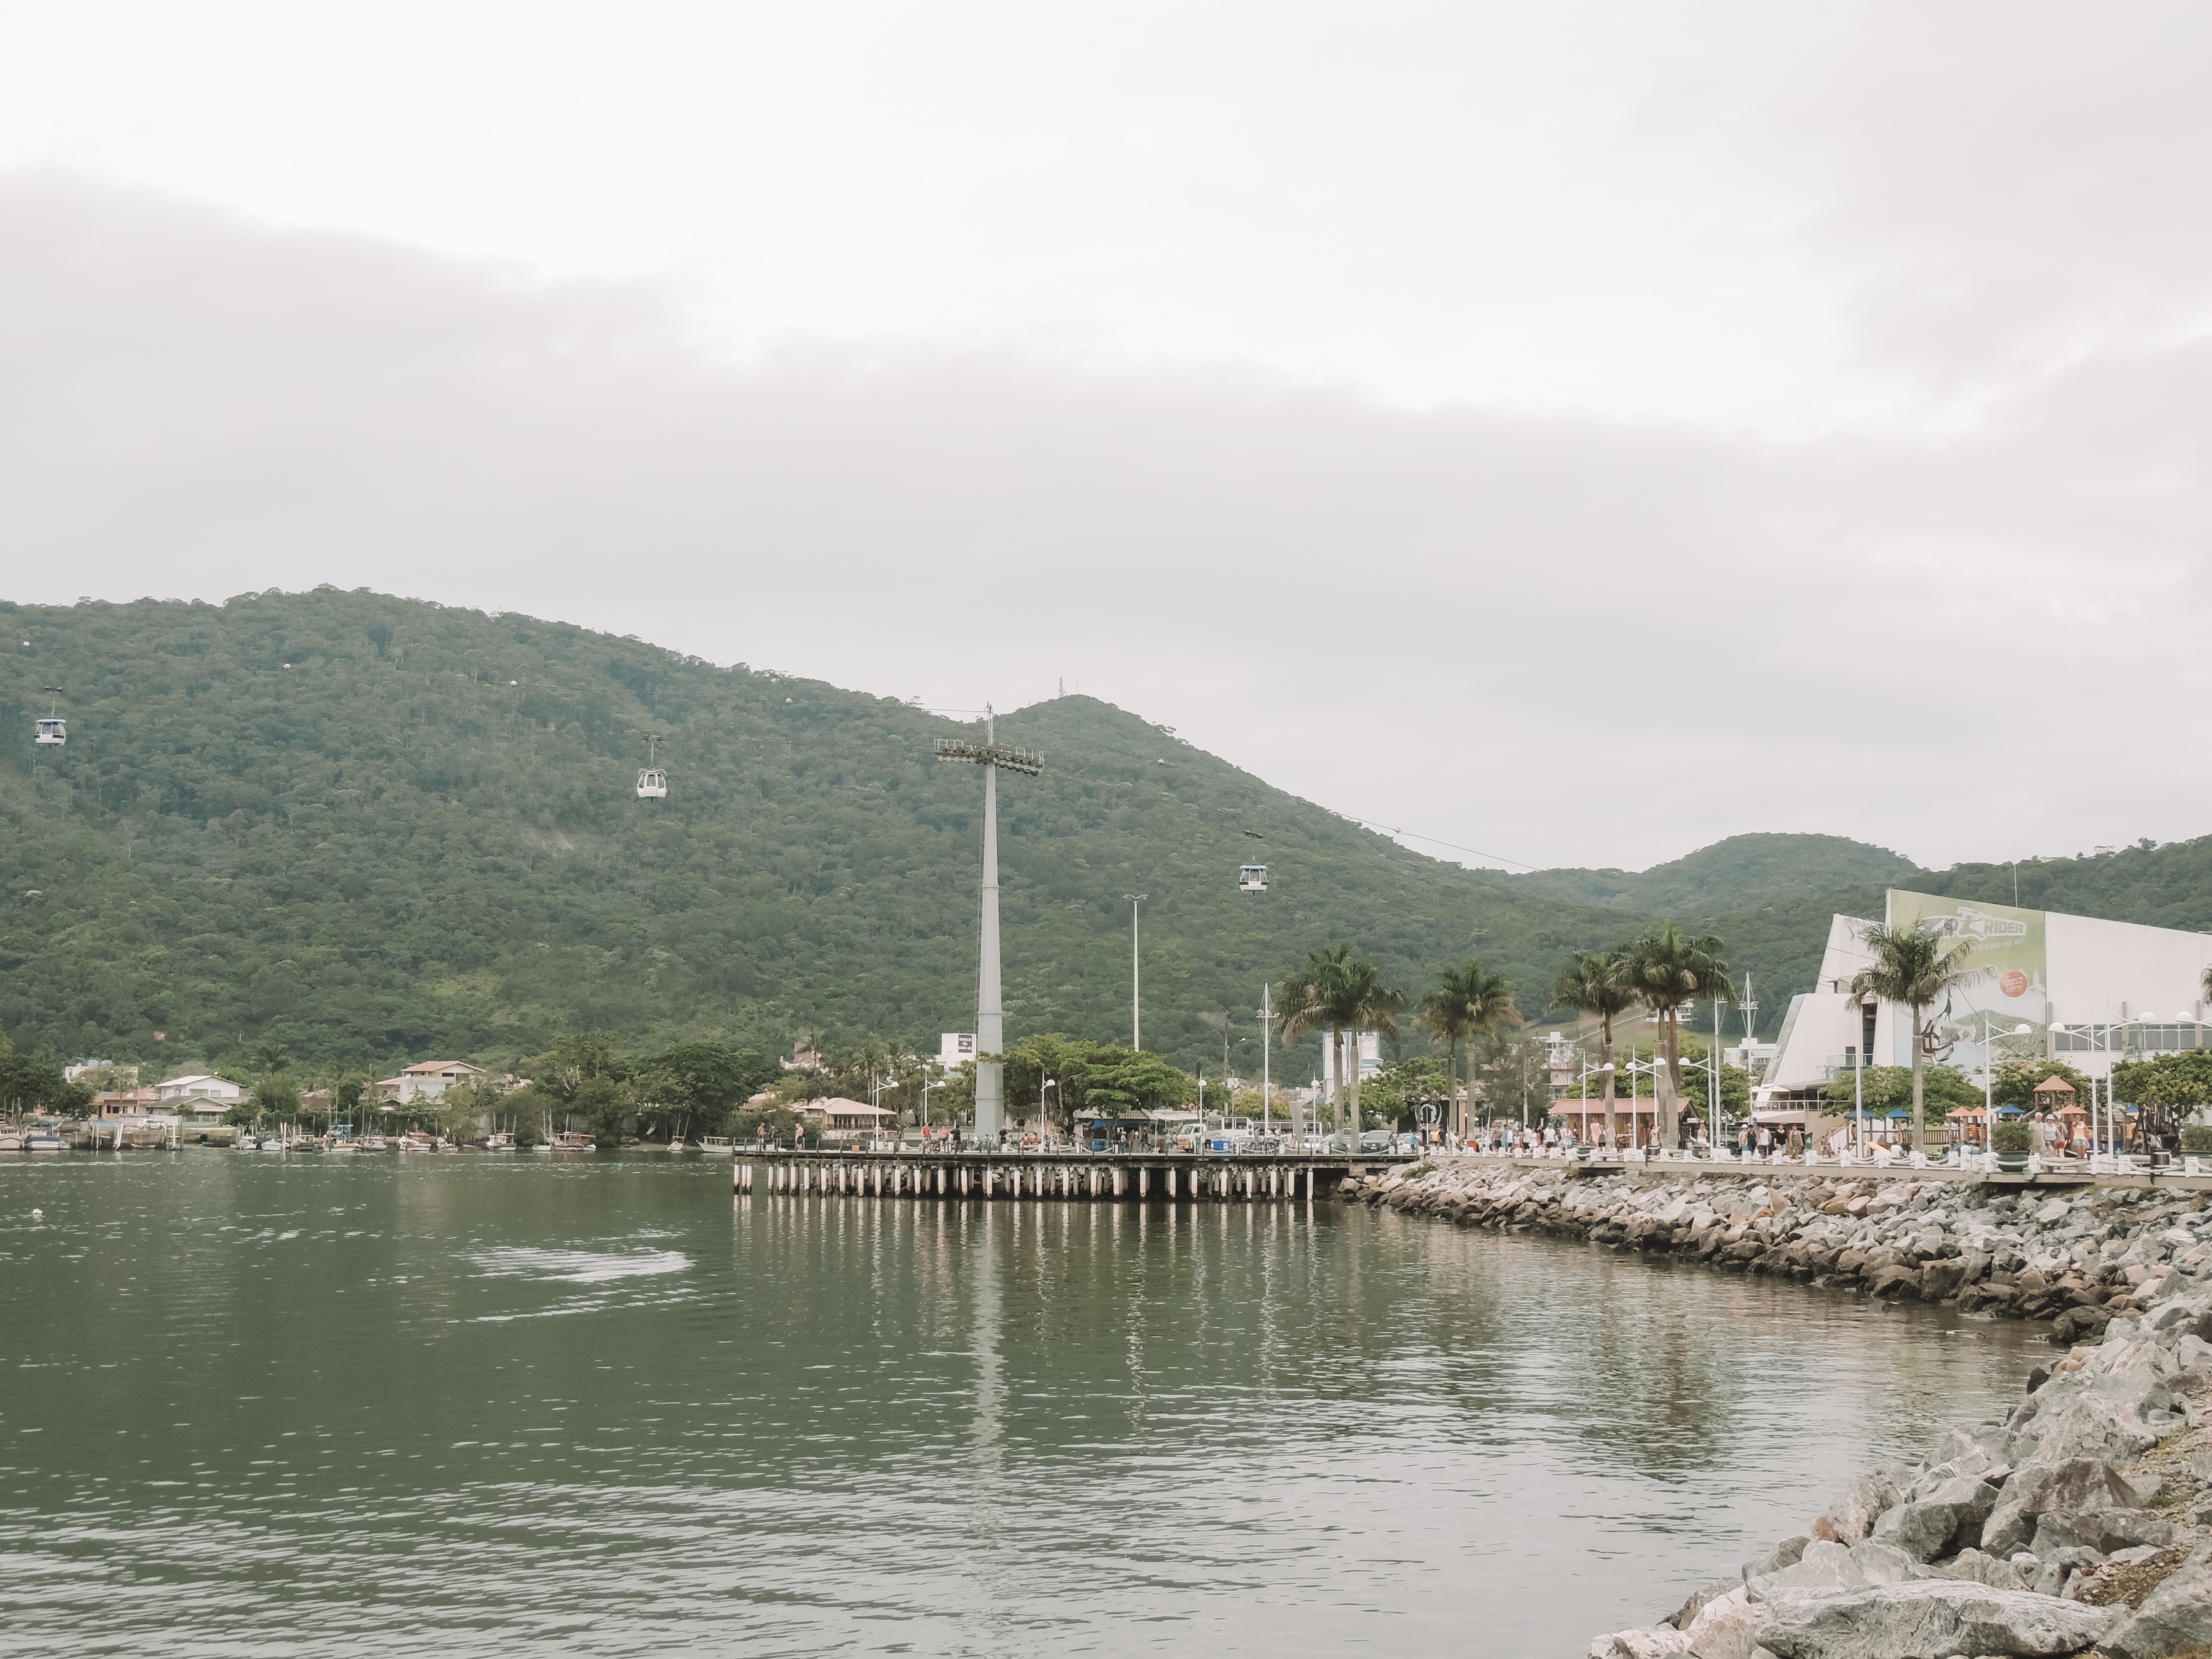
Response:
[360,1135,389,1151]
[257,1138,287,1153]
[484,1132,515,1151]
[548,1131,597,1152]
[664,1137,690,1153]
[698,1136,735,1156]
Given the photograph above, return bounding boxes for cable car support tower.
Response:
[934,709,1043,1144]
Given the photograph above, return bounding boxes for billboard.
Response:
[1885,890,2048,1074]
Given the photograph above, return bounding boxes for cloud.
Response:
[1,171,2208,872]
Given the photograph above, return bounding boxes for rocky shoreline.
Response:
[1338,1158,2212,1658]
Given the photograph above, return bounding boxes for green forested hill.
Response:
[1507,833,1923,915]
[0,589,1651,1080]
[4,589,2208,1081]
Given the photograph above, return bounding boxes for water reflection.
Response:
[0,1159,2040,1658]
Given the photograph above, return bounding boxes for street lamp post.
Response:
[1124,893,1147,1050]
[1979,1011,2035,1153]
[1260,982,1272,1137]
[1578,1059,1616,1151]
[1854,1044,1864,1161]
[1679,1055,1714,1151]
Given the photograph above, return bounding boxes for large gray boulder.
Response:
[1927,1547,2029,1590]
[2030,1506,2180,1557]
[1870,1476,2002,1562]
[2102,1553,2212,1659]
[2010,1456,2143,1516]
[1812,1466,1912,1545]
[1680,1586,1756,1659]
[1752,1579,2120,1658]
[1586,1627,1694,1659]
[2008,1358,2172,1468]
[1983,1455,2146,1554]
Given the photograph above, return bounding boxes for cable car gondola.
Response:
[33,686,64,747]
[636,732,667,800]
[1238,864,1268,893]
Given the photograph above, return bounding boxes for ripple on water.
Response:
[465,1246,692,1283]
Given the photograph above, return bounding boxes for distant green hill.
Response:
[4,589,2206,1078]
[1507,832,1923,915]
[0,589,1647,1079]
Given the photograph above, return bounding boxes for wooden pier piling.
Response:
[736,1149,1408,1203]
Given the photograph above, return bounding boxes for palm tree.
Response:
[1277,944,1407,1145]
[1846,923,1975,1153]
[1549,950,1638,1150]
[1622,924,1736,1146]
[1417,959,1520,1139]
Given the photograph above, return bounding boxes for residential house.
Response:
[94,1087,162,1120]
[795,1097,897,1137]
[155,1073,245,1106]
[373,1061,490,1104]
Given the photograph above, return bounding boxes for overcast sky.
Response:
[3,2,2209,873]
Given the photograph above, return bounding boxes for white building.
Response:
[939,1033,977,1070]
[155,1073,245,1105]
[1318,1030,1383,1092]
[1761,889,2212,1105]
[374,1061,489,1104]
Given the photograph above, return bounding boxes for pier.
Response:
[733,1149,1417,1201]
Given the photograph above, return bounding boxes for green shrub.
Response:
[2180,1125,2212,1154]
[1993,1120,2034,1154]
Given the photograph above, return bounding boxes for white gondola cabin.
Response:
[1238,863,1268,893]
[637,767,667,799]
[33,717,66,747]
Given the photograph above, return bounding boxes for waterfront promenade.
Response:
[738,1143,2212,1202]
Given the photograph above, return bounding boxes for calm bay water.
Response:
[1,1155,2042,1657]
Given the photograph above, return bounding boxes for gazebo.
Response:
[2031,1076,2081,1113]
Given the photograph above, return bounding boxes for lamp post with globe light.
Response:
[1975,1011,2036,1163]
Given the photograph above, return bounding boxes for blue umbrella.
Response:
[1886,1108,1911,1119]
[1997,1106,2024,1118]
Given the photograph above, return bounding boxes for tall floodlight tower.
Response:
[934,709,1044,1143]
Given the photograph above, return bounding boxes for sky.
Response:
[2,1,2209,873]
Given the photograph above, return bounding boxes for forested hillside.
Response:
[4,589,2207,1083]
[0,589,1646,1081]
[1507,833,1923,915]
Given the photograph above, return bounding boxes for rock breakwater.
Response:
[1342,1160,2212,1343]
[1339,1158,2212,1658]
